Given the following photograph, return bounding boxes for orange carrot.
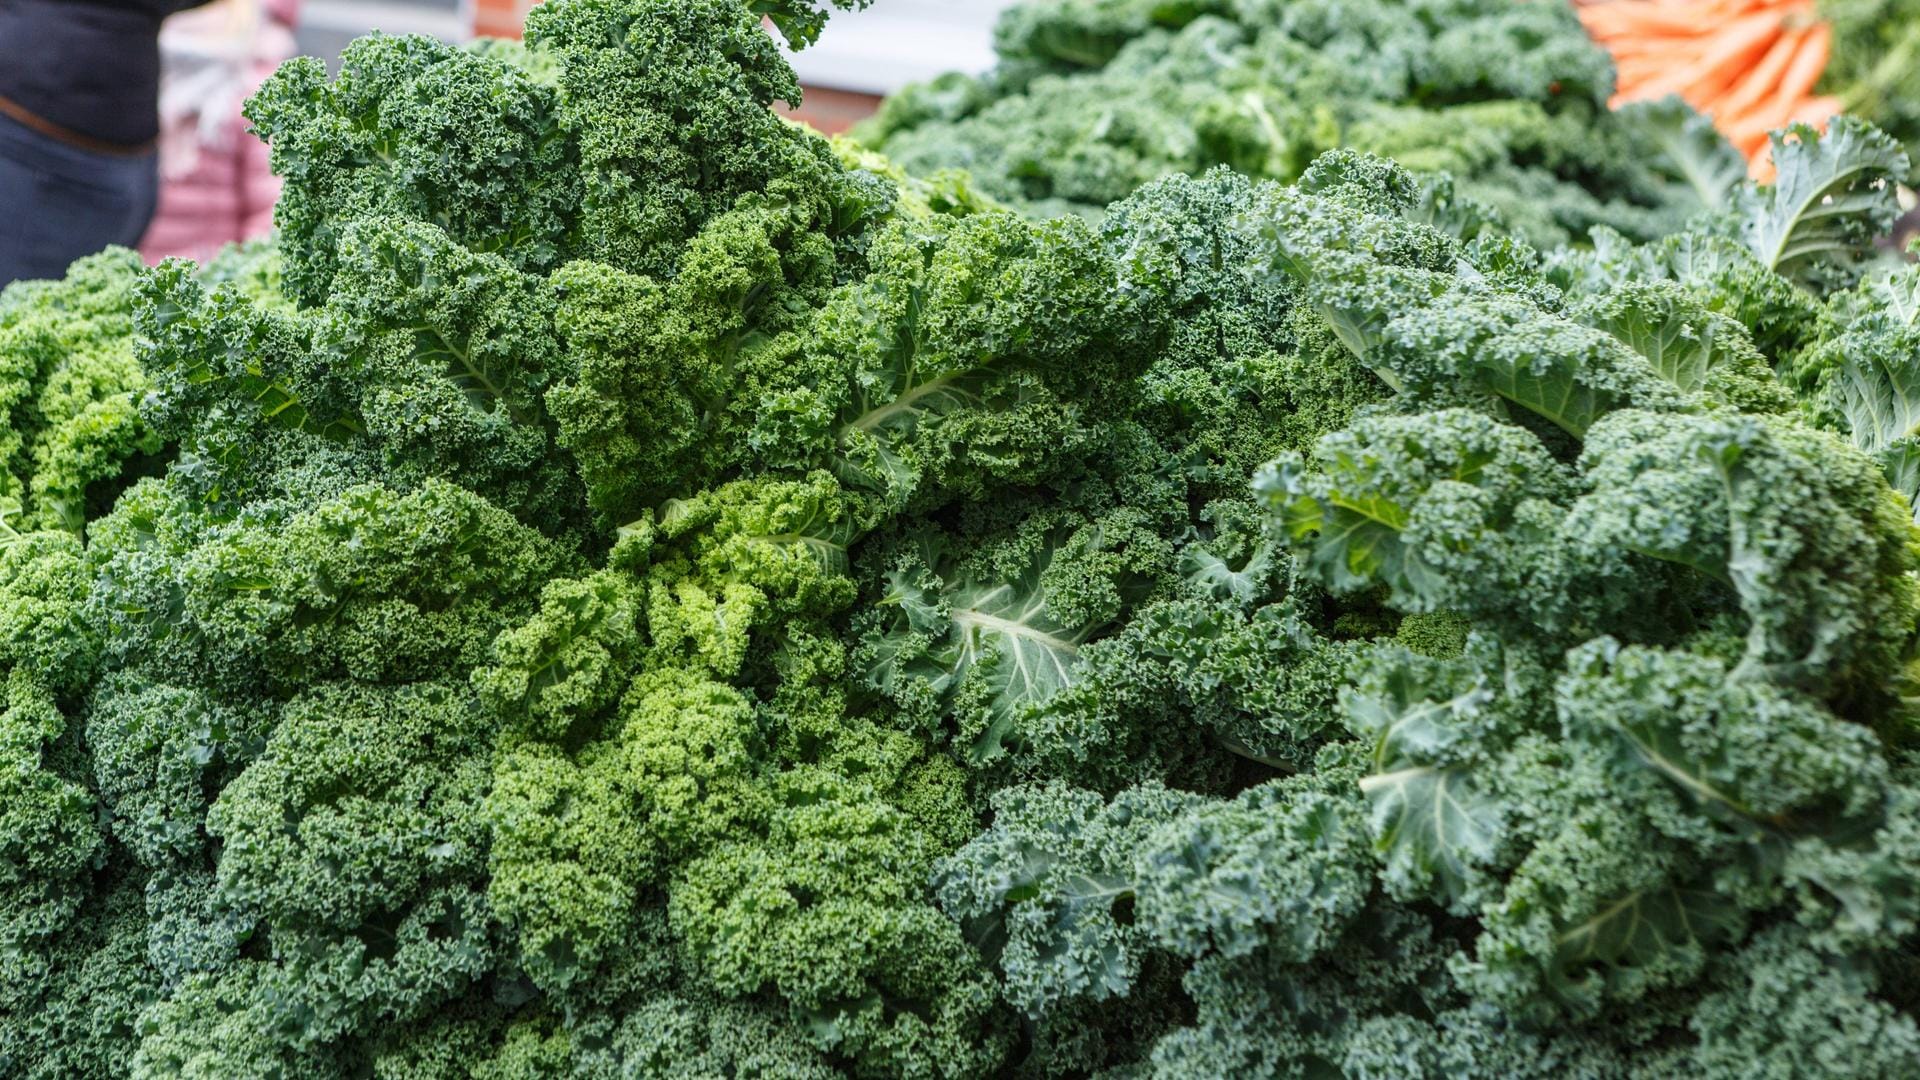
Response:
[1722,103,1793,143]
[1766,20,1831,114]
[1678,30,1783,104]
[1611,40,1721,61]
[1614,11,1787,105]
[1683,0,1790,23]
[1607,35,1718,53]
[1579,0,1835,178]
[1581,8,1714,38]
[1712,23,1808,118]
[1615,67,1676,91]
[1616,50,1712,83]
[1788,94,1842,124]
[1580,0,1742,38]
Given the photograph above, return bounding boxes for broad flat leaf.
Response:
[1178,541,1274,605]
[1881,442,1920,521]
[953,570,1096,762]
[1470,340,1620,438]
[1344,659,1500,908]
[1573,282,1749,395]
[1834,265,1920,333]
[1617,97,1747,212]
[1550,883,1744,993]
[1357,762,1499,910]
[1381,288,1680,439]
[1819,267,1920,513]
[754,498,859,576]
[1832,343,1920,455]
[1738,117,1909,291]
[862,535,1100,762]
[1418,295,1680,438]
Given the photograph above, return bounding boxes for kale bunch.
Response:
[3,1,1919,1077]
[860,0,1756,248]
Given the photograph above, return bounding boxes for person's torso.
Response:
[0,0,213,147]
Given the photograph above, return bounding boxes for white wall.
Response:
[293,0,1022,87]
[296,0,463,68]
[783,0,1021,95]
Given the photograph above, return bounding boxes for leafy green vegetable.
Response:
[1735,118,1910,292]
[4,1,1919,1076]
[861,0,1736,248]
[0,250,158,534]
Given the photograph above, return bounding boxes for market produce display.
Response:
[4,0,1920,1077]
[1580,0,1920,175]
[856,0,1758,247]
[1585,0,1842,170]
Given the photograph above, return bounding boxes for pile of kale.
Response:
[859,0,1777,248]
[3,1,1918,1076]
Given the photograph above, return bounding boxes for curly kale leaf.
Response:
[669,766,1011,1078]
[1259,409,1569,614]
[1568,280,1791,411]
[0,249,156,533]
[772,211,1135,516]
[1340,647,1505,911]
[1736,116,1910,294]
[246,35,577,305]
[934,782,1204,1014]
[860,530,1101,763]
[1813,265,1920,516]
[939,760,1373,1016]
[752,0,875,49]
[0,671,104,991]
[526,0,855,278]
[1613,96,1748,214]
[1571,410,1919,696]
[91,477,574,698]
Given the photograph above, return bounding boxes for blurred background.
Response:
[298,0,1018,130]
[129,0,1015,263]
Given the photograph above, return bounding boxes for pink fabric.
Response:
[139,103,281,263]
[139,2,297,264]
